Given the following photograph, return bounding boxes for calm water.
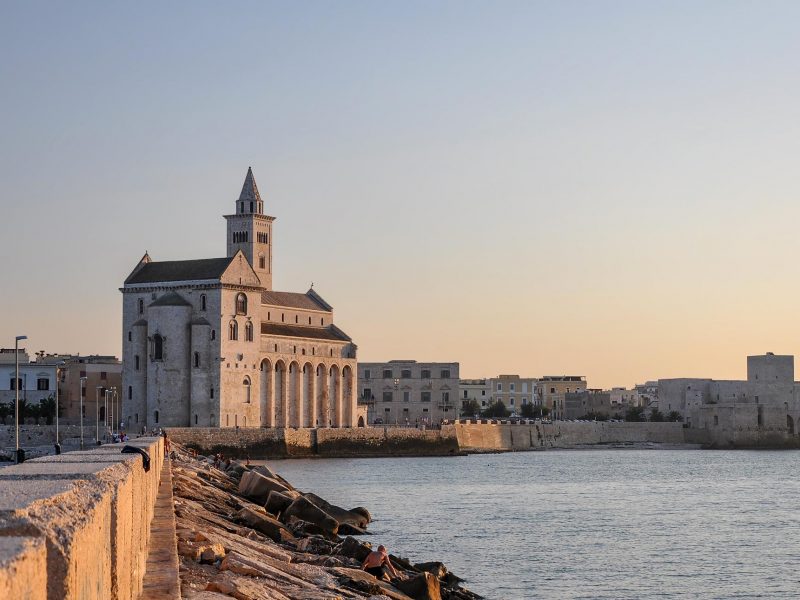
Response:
[267,450,800,599]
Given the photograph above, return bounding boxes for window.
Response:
[383,369,392,379]
[403,391,410,402]
[442,392,450,404]
[510,384,515,392]
[295,315,299,324]
[714,415,719,426]
[421,369,431,379]
[229,320,238,341]
[210,387,214,399]
[281,313,285,322]
[243,377,251,403]
[245,322,253,342]
[128,386,132,400]
[153,334,164,360]
[200,294,207,311]
[550,387,556,394]
[308,317,312,324]
[421,391,431,403]
[100,372,107,380]
[193,352,200,368]
[128,331,132,342]
[236,293,247,315]
[363,388,372,400]
[463,390,468,398]
[364,369,371,380]
[259,256,265,269]
[401,369,411,379]
[37,378,49,391]
[211,329,216,341]
[195,414,198,425]
[497,383,503,392]
[383,391,393,402]
[522,397,528,405]
[440,369,450,378]
[321,318,324,325]
[154,410,159,424]
[250,201,253,212]
[138,298,144,314]
[510,398,515,406]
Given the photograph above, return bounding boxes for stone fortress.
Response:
[121,168,357,430]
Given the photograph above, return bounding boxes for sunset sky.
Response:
[2,2,800,388]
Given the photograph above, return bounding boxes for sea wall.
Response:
[0,437,164,600]
[167,426,460,458]
[1,424,91,452]
[454,421,687,451]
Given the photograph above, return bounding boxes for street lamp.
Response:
[96,386,102,445]
[54,361,65,455]
[79,376,87,449]
[14,335,27,464]
[112,387,118,435]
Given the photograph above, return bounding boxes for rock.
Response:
[235,507,295,543]
[335,536,372,562]
[199,543,226,564]
[283,495,339,536]
[338,522,367,536]
[395,572,442,600]
[414,561,447,580]
[349,506,373,524]
[178,540,202,561]
[305,492,370,528]
[286,516,330,537]
[332,567,410,600]
[183,591,235,600]
[265,490,294,515]
[239,470,292,503]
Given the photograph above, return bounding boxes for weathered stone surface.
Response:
[305,492,370,528]
[235,507,294,543]
[199,543,226,564]
[283,496,339,536]
[0,536,46,600]
[395,572,442,600]
[265,490,294,515]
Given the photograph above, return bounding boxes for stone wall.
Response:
[166,426,460,458]
[0,436,164,600]
[454,421,687,451]
[1,425,95,454]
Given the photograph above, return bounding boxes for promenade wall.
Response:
[0,437,164,600]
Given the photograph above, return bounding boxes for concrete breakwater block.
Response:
[0,437,163,600]
[0,536,47,600]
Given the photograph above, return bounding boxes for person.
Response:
[361,545,399,581]
[162,430,170,458]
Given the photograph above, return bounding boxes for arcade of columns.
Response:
[258,359,356,428]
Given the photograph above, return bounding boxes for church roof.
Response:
[149,291,192,307]
[239,166,262,203]
[125,257,234,285]
[260,323,350,341]
[261,290,331,311]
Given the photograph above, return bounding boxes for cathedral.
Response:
[121,168,358,429]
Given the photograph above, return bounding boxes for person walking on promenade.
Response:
[162,430,170,458]
[362,545,399,581]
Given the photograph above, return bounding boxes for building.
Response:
[537,376,587,420]
[609,387,642,409]
[634,381,658,408]
[121,168,358,430]
[459,379,490,413]
[486,375,539,413]
[59,355,122,425]
[564,389,613,420]
[0,349,57,410]
[358,360,459,425]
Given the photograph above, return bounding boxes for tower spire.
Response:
[239,166,262,203]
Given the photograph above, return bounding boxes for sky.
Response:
[2,1,800,388]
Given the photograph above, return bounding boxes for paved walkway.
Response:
[140,458,181,599]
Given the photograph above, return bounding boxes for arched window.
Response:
[259,255,265,269]
[128,331,132,342]
[194,414,198,425]
[244,321,253,342]
[154,410,159,423]
[229,320,238,341]
[193,352,200,368]
[211,329,216,341]
[250,201,253,212]
[243,377,251,403]
[308,317,312,325]
[153,334,164,360]
[128,386,132,399]
[236,293,247,315]
[138,299,144,314]
[240,201,244,213]
[200,294,206,311]
[295,315,299,324]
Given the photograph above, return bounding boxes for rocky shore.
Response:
[172,444,481,600]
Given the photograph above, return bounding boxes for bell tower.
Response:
[225,167,275,289]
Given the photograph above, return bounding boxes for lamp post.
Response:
[104,389,109,440]
[96,386,102,445]
[79,376,87,449]
[14,335,27,463]
[54,361,65,455]
[112,387,118,435]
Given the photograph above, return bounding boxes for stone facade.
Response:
[458,378,490,412]
[660,353,800,446]
[486,374,540,413]
[0,350,57,408]
[358,360,459,425]
[121,168,357,430]
[537,375,587,420]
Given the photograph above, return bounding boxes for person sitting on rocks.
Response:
[361,545,399,581]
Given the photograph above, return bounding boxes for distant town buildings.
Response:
[121,168,358,430]
[357,360,459,424]
[59,355,122,423]
[487,375,539,412]
[538,376,587,420]
[0,349,58,409]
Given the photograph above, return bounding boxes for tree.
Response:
[482,400,510,418]
[520,403,550,419]
[667,411,683,422]
[40,396,56,425]
[649,408,665,422]
[625,406,645,422]
[460,399,481,418]
[582,411,608,422]
[0,402,9,425]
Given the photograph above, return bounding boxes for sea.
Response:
[267,449,800,599]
